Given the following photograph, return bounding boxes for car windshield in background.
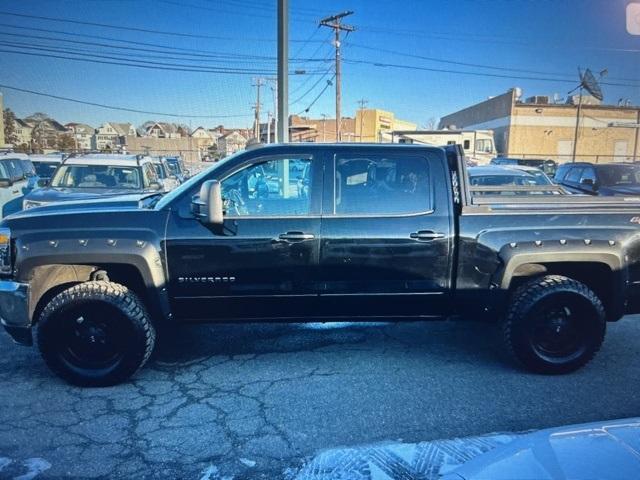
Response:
[33,162,60,178]
[152,163,167,179]
[598,165,640,186]
[51,165,143,189]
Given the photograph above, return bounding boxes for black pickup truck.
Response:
[1,143,640,386]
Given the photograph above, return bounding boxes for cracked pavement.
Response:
[1,316,640,479]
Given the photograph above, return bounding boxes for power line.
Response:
[0,83,253,118]
[0,26,332,64]
[290,66,335,105]
[297,74,336,115]
[0,10,325,43]
[0,33,332,67]
[0,45,325,75]
[289,31,334,96]
[346,42,640,84]
[343,58,640,88]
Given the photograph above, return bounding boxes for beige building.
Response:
[355,108,417,143]
[440,88,640,163]
[123,135,201,163]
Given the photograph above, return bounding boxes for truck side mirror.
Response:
[193,180,223,225]
[37,179,49,187]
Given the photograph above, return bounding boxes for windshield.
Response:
[51,164,144,189]
[32,161,60,178]
[20,160,36,176]
[598,166,640,187]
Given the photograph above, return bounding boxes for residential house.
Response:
[217,131,247,156]
[94,122,136,151]
[26,115,67,151]
[190,126,215,156]
[142,122,182,139]
[13,118,33,148]
[65,123,95,151]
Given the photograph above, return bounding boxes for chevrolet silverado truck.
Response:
[1,143,640,386]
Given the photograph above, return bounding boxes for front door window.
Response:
[221,157,313,217]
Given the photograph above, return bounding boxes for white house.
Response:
[94,122,136,150]
[217,131,247,156]
[65,123,95,150]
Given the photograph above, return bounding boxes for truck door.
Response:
[318,147,454,317]
[165,153,323,320]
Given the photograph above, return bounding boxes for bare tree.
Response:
[56,133,76,152]
[3,108,18,145]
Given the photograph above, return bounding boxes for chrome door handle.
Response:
[278,232,315,242]
[410,231,445,241]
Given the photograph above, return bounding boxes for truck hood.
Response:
[7,193,153,219]
[24,186,149,204]
[442,418,640,480]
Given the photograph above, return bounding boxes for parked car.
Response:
[468,166,560,195]
[151,157,180,192]
[491,157,557,176]
[555,162,640,196]
[0,153,30,218]
[22,153,162,210]
[164,156,189,182]
[2,144,640,386]
[19,158,41,191]
[29,154,63,185]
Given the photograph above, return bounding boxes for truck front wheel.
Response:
[503,275,605,374]
[37,281,156,387]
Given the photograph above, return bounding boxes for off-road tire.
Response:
[503,275,605,374]
[37,281,156,387]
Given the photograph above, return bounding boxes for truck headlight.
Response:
[0,228,12,275]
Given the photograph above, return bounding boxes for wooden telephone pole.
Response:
[320,11,355,142]
[252,77,265,140]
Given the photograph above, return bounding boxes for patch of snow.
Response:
[199,464,219,480]
[238,458,256,468]
[14,458,51,480]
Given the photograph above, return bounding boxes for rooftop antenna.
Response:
[569,68,605,162]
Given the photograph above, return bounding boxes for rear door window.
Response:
[334,154,431,215]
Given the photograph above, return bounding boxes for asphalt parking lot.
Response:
[1,316,640,479]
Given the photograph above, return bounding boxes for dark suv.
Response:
[554,162,640,196]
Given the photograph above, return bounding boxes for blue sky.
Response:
[0,0,638,129]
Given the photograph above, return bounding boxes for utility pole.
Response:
[634,108,640,162]
[320,11,355,142]
[267,111,272,143]
[277,0,288,142]
[253,77,265,140]
[321,113,327,142]
[357,98,368,142]
[571,86,583,163]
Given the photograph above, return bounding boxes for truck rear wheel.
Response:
[503,275,605,374]
[37,281,156,387]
